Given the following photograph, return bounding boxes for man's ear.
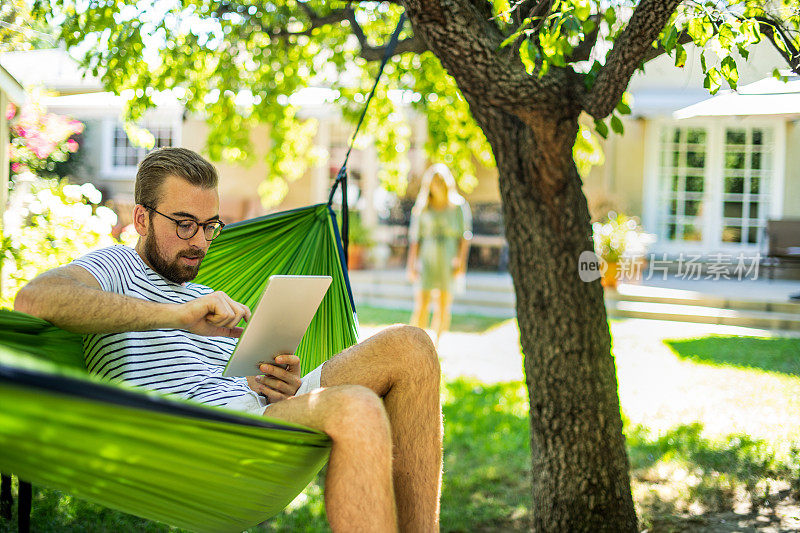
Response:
[132,205,149,237]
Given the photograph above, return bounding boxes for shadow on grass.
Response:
[627,420,800,530]
[356,305,511,334]
[664,335,800,377]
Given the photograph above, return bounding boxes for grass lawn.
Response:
[2,314,799,532]
[356,304,509,333]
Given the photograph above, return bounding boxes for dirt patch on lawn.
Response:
[641,487,800,532]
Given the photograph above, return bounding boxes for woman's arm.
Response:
[454,237,471,276]
[406,242,420,282]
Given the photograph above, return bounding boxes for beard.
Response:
[143,221,205,283]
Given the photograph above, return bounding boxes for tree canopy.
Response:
[19,1,798,207]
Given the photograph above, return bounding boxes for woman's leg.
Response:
[410,289,432,329]
[432,289,453,346]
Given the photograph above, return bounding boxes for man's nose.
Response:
[189,228,210,250]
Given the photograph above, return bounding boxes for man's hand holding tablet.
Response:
[246,353,303,402]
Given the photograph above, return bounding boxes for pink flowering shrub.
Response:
[1,100,125,306]
[7,100,84,179]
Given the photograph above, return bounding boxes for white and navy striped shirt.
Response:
[71,245,252,406]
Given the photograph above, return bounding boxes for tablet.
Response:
[222,275,332,377]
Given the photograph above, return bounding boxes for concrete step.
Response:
[606,300,800,331]
[348,270,800,330]
[610,284,800,315]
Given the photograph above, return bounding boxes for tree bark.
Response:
[467,101,638,531]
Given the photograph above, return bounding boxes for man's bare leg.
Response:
[261,385,397,532]
[321,324,443,532]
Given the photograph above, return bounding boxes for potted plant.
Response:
[592,211,654,288]
[339,211,374,270]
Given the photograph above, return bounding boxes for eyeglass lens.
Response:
[175,221,222,241]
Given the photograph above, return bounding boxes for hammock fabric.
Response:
[0,204,358,532]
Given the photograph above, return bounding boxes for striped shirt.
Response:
[71,245,252,406]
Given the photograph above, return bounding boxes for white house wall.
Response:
[783,121,800,217]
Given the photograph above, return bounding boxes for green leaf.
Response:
[687,16,713,46]
[704,67,722,94]
[500,29,523,48]
[720,56,738,90]
[574,0,591,21]
[718,23,735,51]
[662,26,678,54]
[594,118,609,139]
[604,7,616,26]
[615,91,632,115]
[700,51,707,72]
[675,43,687,68]
[584,60,602,90]
[772,68,788,83]
[737,44,750,61]
[519,39,537,75]
[610,114,624,135]
[740,19,761,45]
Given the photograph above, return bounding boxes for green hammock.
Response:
[0,204,357,532]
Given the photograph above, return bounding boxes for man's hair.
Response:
[135,147,219,208]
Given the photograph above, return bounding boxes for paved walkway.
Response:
[359,317,800,443]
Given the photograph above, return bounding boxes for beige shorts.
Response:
[221,362,325,416]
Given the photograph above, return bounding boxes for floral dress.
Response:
[408,201,472,292]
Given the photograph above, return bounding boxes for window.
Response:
[658,127,707,242]
[112,124,174,168]
[650,122,780,252]
[720,127,772,246]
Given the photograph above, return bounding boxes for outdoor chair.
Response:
[761,218,800,279]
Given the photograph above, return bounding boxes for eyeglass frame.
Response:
[142,204,225,241]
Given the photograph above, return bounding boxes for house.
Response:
[584,43,799,259]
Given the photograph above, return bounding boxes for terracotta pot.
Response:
[347,245,365,270]
[601,261,619,289]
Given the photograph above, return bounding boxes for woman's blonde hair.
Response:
[412,163,465,215]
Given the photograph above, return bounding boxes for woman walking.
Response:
[406,163,472,347]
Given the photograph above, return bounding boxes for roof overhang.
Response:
[674,75,800,120]
[674,91,800,119]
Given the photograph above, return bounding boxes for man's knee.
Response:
[385,324,440,380]
[322,385,390,443]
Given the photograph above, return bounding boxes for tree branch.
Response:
[640,31,693,64]
[402,0,565,110]
[256,7,351,40]
[346,7,427,60]
[753,16,800,75]
[515,0,552,29]
[582,0,681,119]
[567,13,603,63]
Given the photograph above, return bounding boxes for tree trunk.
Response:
[469,103,638,531]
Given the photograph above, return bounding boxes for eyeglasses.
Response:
[143,205,225,241]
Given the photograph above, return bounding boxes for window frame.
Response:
[642,117,785,256]
[100,117,182,180]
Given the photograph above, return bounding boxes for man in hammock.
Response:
[14,147,442,532]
